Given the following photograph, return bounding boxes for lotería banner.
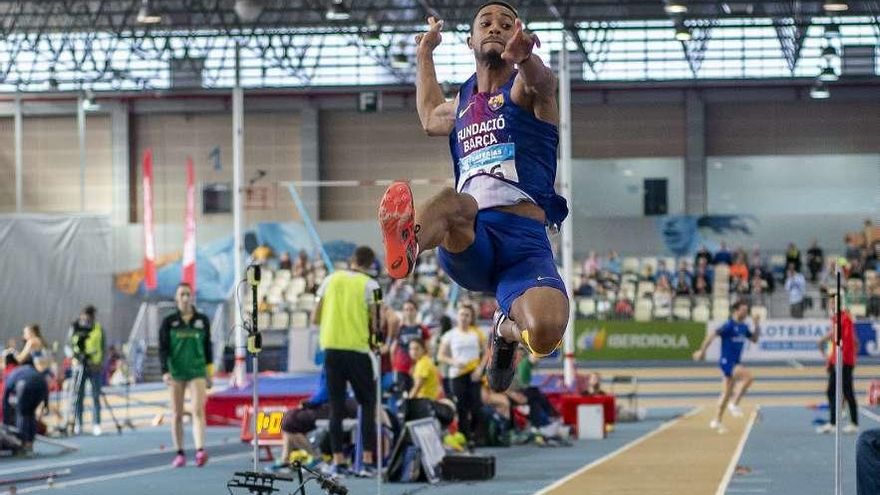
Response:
[705,319,831,361]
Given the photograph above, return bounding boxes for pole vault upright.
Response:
[558,38,576,388]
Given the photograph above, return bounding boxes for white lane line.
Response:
[534,407,702,495]
[726,489,767,493]
[862,408,880,424]
[15,451,251,493]
[0,437,240,477]
[716,407,759,495]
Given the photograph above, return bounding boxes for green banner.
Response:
[574,320,705,360]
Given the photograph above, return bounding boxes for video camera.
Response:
[70,323,92,362]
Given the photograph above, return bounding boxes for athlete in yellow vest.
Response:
[66,305,105,436]
[312,246,381,477]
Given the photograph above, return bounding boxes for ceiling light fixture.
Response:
[675,26,692,41]
[325,0,351,21]
[136,0,162,24]
[234,0,264,22]
[809,81,830,99]
[823,0,849,12]
[664,1,688,14]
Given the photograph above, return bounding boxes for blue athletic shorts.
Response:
[437,209,567,316]
[719,358,739,378]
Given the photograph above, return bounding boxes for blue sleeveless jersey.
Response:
[448,72,568,228]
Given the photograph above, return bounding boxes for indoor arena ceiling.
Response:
[0,0,877,91]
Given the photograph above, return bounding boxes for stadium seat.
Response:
[654,303,672,320]
[635,299,653,321]
[847,278,864,295]
[621,282,637,301]
[622,257,640,275]
[271,311,290,329]
[692,304,710,323]
[258,311,272,330]
[851,303,867,318]
[577,298,597,319]
[297,293,317,311]
[290,310,310,329]
[750,305,768,322]
[637,281,655,299]
[672,297,692,320]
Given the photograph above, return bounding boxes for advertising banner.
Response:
[575,320,705,360]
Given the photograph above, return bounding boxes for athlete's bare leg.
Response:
[414,187,479,254]
[730,366,754,406]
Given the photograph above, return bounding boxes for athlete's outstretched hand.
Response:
[692,350,705,362]
[502,19,540,64]
[415,16,444,56]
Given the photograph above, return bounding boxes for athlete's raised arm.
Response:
[416,16,457,136]
[505,20,558,125]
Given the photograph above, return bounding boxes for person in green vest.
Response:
[159,282,214,468]
[312,246,381,478]
[66,304,105,436]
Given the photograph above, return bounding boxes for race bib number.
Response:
[457,143,517,191]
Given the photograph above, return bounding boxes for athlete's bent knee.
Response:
[521,317,567,357]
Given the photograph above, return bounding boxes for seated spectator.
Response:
[864,218,878,248]
[641,263,656,282]
[583,372,606,396]
[655,260,673,284]
[604,250,621,276]
[807,240,824,283]
[693,275,711,296]
[582,251,600,278]
[867,281,880,318]
[574,274,595,297]
[292,249,310,277]
[672,272,692,296]
[850,257,866,281]
[692,259,713,294]
[408,339,440,401]
[845,234,862,263]
[748,244,765,271]
[278,251,292,271]
[750,270,769,305]
[729,253,749,284]
[714,242,733,266]
[672,261,693,294]
[654,275,674,307]
[258,295,273,314]
[695,245,713,268]
[614,298,634,319]
[390,300,431,382]
[786,242,802,273]
[509,349,559,432]
[251,244,273,265]
[385,279,415,311]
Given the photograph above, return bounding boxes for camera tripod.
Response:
[63,362,134,436]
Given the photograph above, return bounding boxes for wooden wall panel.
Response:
[707,101,880,155]
[319,110,450,220]
[572,104,686,158]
